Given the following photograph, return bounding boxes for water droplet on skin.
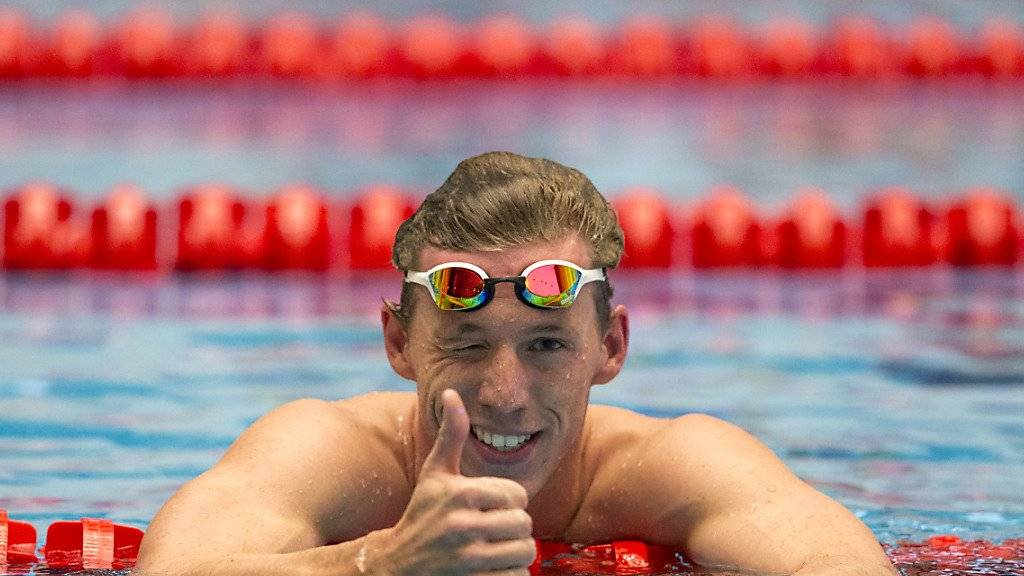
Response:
[767,485,777,493]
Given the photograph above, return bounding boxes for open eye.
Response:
[530,338,566,352]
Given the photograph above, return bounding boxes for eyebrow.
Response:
[451,322,485,335]
[445,322,568,336]
[530,324,568,334]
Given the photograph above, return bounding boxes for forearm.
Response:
[136,529,393,576]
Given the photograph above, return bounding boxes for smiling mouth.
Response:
[472,425,534,452]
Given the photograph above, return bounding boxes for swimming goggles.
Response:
[404,259,606,311]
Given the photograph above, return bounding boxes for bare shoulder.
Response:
[196,392,416,540]
[584,406,750,462]
[220,391,416,469]
[595,409,787,487]
[574,408,783,540]
[583,404,669,458]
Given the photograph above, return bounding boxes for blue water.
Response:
[2,82,1023,213]
[2,12,1024,569]
[1,270,1023,551]
[4,0,1024,27]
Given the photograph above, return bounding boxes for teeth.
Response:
[472,426,532,451]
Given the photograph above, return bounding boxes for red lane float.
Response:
[399,15,463,79]
[755,18,820,77]
[543,17,605,77]
[614,188,677,268]
[2,183,90,270]
[4,510,1024,574]
[2,184,1023,272]
[943,188,1020,266]
[327,12,393,79]
[175,184,261,271]
[185,11,248,78]
[260,12,319,78]
[264,185,331,271]
[977,18,1024,78]
[687,16,752,78]
[44,518,143,570]
[1,509,38,566]
[2,12,1024,81]
[43,11,101,77]
[346,186,415,270]
[467,15,536,78]
[531,539,683,574]
[904,17,964,77]
[111,9,180,78]
[774,188,847,269]
[825,17,893,78]
[691,186,763,267]
[609,17,678,78]
[862,188,937,267]
[887,534,1024,574]
[0,10,33,79]
[90,184,159,270]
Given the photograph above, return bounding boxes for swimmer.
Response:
[136,152,896,575]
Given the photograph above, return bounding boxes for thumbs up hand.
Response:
[367,390,536,575]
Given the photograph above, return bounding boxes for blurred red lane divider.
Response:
[4,508,1024,574]
[1,183,1021,272]
[1,10,1023,81]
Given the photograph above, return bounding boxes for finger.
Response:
[460,537,537,573]
[421,389,469,476]
[445,508,533,543]
[453,477,529,511]
[475,509,533,542]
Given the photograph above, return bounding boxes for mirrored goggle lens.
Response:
[523,263,582,307]
[430,267,487,310]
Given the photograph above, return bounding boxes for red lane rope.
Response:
[2,510,1024,574]
[1,11,1023,81]
[2,183,1021,271]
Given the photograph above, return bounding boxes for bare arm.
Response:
[135,397,405,575]
[610,413,896,575]
[136,391,535,576]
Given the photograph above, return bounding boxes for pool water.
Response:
[1,269,1023,574]
[2,81,1023,208]
[2,27,1024,570]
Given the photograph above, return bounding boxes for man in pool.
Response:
[137,152,896,575]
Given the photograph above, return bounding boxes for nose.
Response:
[477,343,530,415]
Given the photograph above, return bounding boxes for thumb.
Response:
[422,389,469,476]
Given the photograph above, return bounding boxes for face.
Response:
[382,234,629,496]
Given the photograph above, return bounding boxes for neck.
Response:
[526,426,590,540]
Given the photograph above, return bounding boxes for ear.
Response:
[381,302,416,381]
[593,304,629,385]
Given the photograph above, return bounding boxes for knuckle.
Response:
[520,537,538,563]
[456,542,489,571]
[516,510,533,537]
[443,509,478,536]
[449,480,480,507]
[510,484,528,507]
[492,478,528,507]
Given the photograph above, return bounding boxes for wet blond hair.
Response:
[390,151,624,330]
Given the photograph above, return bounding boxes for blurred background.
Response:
[1,1,1024,573]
